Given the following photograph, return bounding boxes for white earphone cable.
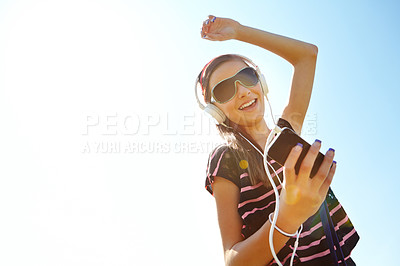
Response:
[263,127,302,266]
[237,125,302,266]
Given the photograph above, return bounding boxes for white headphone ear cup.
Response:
[259,73,269,97]
[204,104,226,124]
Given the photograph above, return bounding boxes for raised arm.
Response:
[202,16,318,135]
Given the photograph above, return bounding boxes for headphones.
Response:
[194,54,270,125]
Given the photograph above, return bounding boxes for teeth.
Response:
[239,99,256,110]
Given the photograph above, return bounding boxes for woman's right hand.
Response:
[200,15,241,41]
[277,140,337,233]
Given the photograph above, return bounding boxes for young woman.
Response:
[197,16,359,265]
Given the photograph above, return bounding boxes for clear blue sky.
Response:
[0,0,398,265]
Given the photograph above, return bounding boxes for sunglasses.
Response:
[211,67,259,104]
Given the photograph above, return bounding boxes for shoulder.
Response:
[208,143,231,160]
[207,144,245,175]
[207,144,239,164]
[205,144,243,195]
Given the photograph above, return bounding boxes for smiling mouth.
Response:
[239,99,257,110]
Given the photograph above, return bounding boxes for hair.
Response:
[198,54,274,189]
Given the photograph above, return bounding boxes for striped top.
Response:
[205,118,359,265]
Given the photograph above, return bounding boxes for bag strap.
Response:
[319,200,347,265]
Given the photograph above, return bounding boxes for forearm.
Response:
[225,213,301,266]
[235,24,317,66]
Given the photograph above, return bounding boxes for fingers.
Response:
[203,32,222,41]
[200,15,217,39]
[208,15,217,22]
[311,148,335,189]
[297,140,322,182]
[319,161,336,196]
[283,143,303,185]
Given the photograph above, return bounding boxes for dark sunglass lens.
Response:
[213,80,235,103]
[212,68,259,103]
[237,68,259,86]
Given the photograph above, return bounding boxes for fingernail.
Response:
[211,17,216,22]
[328,148,335,153]
[333,160,337,165]
[202,34,206,38]
[295,143,303,151]
[205,20,209,25]
[315,139,321,143]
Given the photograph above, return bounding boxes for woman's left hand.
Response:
[200,15,241,41]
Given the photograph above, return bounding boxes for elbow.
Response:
[224,248,244,266]
[224,249,237,266]
[299,44,318,66]
[292,44,318,66]
[224,248,257,266]
[311,44,318,58]
[306,44,318,59]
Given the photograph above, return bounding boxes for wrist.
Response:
[275,210,303,235]
[269,213,303,237]
[233,23,246,40]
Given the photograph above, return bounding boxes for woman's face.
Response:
[208,60,265,127]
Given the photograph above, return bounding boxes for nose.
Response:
[235,81,251,98]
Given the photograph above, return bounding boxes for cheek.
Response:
[254,85,265,105]
[214,102,238,121]
[254,84,264,96]
[259,95,266,108]
[219,102,237,117]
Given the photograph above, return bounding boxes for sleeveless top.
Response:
[205,118,359,265]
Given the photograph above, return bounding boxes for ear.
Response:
[204,104,226,124]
